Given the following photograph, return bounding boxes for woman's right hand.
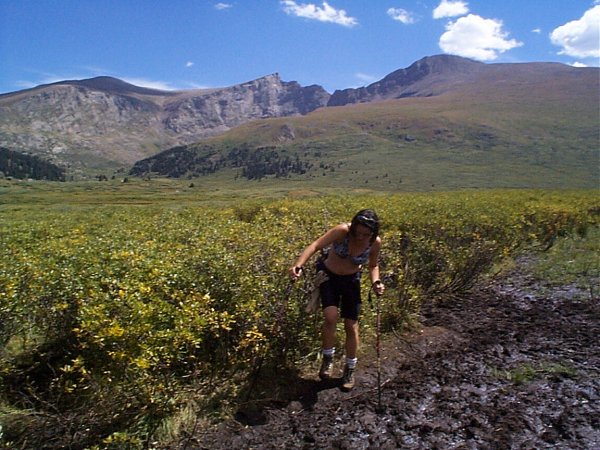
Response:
[289,265,303,280]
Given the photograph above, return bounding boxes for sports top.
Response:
[332,235,371,266]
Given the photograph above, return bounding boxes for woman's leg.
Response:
[322,305,338,349]
[344,318,359,359]
[319,306,339,379]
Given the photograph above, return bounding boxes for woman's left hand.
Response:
[373,280,385,296]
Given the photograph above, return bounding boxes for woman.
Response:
[289,209,384,391]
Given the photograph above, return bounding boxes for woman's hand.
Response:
[289,265,303,281]
[372,279,385,296]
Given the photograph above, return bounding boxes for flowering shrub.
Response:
[0,190,596,448]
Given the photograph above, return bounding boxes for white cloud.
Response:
[214,3,232,10]
[387,7,416,24]
[184,82,211,90]
[27,72,104,87]
[439,14,523,61]
[550,5,600,59]
[185,61,194,68]
[15,80,38,90]
[280,1,358,27]
[570,62,588,67]
[355,72,379,84]
[15,69,181,92]
[433,0,468,19]
[531,28,541,34]
[122,78,177,91]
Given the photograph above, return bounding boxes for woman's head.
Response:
[350,209,380,243]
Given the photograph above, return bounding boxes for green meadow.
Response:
[0,178,597,448]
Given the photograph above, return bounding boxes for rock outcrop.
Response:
[161,74,329,136]
[0,74,330,172]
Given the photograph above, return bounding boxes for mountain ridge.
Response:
[0,72,330,173]
[327,54,591,106]
[56,76,177,97]
[131,56,599,190]
[0,54,597,182]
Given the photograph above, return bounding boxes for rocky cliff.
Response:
[161,75,330,136]
[0,74,330,173]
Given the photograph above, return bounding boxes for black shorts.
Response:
[317,259,362,321]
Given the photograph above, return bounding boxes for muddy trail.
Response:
[186,266,600,449]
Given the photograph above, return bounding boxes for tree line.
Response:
[129,143,311,180]
[0,146,66,181]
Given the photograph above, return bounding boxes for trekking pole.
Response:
[376,290,383,413]
[370,282,384,414]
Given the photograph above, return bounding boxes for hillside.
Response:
[132,58,599,190]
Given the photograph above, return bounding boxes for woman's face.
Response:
[353,224,373,242]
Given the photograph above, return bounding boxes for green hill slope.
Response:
[131,65,599,191]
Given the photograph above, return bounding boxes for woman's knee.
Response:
[344,319,358,334]
[323,306,338,325]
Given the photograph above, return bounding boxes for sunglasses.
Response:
[356,215,376,226]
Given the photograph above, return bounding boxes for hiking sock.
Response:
[342,358,357,390]
[319,348,336,380]
[322,348,335,358]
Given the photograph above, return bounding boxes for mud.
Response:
[186,266,600,449]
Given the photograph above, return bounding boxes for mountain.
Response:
[327,54,486,105]
[0,54,598,188]
[131,56,599,190]
[0,74,329,174]
[327,54,594,106]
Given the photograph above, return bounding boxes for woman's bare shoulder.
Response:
[315,223,348,248]
[335,222,350,232]
[328,223,349,240]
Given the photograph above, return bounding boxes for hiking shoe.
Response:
[341,365,355,391]
[319,354,334,380]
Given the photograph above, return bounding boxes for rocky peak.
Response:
[52,76,173,97]
[162,73,330,136]
[328,54,485,106]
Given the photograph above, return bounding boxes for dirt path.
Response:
[185,266,600,449]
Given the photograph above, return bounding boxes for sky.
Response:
[0,1,599,94]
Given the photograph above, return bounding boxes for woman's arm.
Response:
[289,224,347,279]
[368,237,385,295]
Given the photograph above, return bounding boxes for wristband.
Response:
[372,279,382,287]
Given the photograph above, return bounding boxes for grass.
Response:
[491,362,577,385]
[530,227,600,300]
[0,176,390,209]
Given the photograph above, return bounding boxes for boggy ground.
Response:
[186,265,600,449]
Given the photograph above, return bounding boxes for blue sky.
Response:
[1,1,599,94]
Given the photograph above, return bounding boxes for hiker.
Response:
[289,209,384,390]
